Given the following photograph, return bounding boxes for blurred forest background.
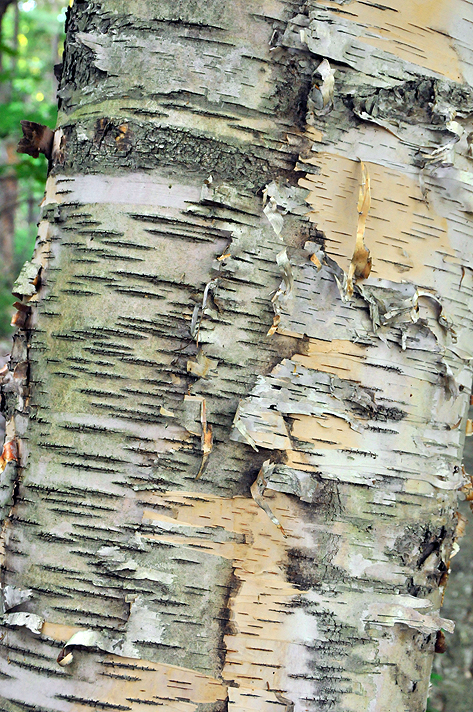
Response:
[0,3,472,711]
[0,0,65,344]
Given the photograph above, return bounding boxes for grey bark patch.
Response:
[55,120,299,191]
[196,700,229,712]
[286,536,344,590]
[352,78,473,132]
[391,522,454,576]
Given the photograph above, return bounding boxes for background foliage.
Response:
[0,0,65,338]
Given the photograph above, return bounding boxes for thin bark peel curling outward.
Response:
[1,1,473,711]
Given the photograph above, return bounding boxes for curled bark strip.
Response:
[268,249,294,336]
[275,691,295,712]
[17,121,54,159]
[416,290,456,339]
[191,278,219,344]
[250,460,286,536]
[346,160,372,299]
[0,439,18,472]
[2,585,33,613]
[57,629,98,666]
[56,596,174,666]
[3,612,44,635]
[306,58,335,123]
[233,402,259,451]
[196,399,213,480]
[263,197,284,235]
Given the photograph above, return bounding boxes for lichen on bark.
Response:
[1,1,473,711]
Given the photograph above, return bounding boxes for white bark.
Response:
[1,1,473,711]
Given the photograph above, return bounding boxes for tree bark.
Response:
[1,1,473,711]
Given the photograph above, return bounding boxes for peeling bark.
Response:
[1,1,473,711]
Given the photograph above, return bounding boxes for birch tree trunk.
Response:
[1,1,473,711]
